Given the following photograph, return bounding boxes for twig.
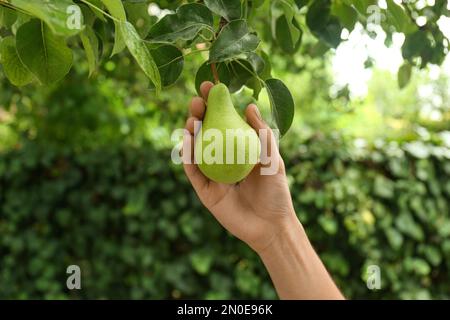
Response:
[211,63,220,84]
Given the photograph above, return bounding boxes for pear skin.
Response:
[194,83,260,184]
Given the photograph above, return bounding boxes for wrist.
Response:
[256,212,308,258]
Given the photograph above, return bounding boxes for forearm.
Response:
[258,214,344,300]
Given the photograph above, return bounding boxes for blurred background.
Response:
[1,1,450,299]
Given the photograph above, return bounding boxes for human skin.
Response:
[183,81,344,300]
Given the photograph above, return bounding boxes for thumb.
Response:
[245,103,268,132]
[245,104,281,169]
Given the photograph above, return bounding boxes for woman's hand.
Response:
[182,81,343,299]
[182,81,297,253]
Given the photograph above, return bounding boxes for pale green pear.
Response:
[195,83,260,184]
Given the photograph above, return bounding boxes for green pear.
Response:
[195,83,260,184]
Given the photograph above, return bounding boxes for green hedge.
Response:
[1,135,449,299]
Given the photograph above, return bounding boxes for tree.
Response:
[0,0,449,135]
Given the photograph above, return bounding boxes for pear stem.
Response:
[211,63,220,84]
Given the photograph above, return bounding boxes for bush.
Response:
[1,133,449,299]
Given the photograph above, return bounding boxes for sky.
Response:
[332,7,450,98]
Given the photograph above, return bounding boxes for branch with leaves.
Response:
[0,0,448,135]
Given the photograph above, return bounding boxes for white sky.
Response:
[332,11,450,98]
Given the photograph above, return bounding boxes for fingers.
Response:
[245,104,281,171]
[190,97,205,119]
[200,81,214,101]
[182,127,209,194]
[190,80,213,119]
[245,104,268,131]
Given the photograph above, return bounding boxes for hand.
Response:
[183,81,297,253]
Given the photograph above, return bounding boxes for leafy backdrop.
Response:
[0,0,449,299]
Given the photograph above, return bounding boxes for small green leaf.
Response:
[124,2,155,38]
[190,251,213,275]
[80,25,99,77]
[84,0,106,22]
[264,78,294,136]
[227,59,254,92]
[101,0,127,56]
[246,52,265,75]
[271,0,301,53]
[395,212,424,241]
[195,61,231,95]
[306,0,343,48]
[204,0,242,21]
[258,50,272,80]
[147,4,214,43]
[294,0,309,9]
[275,15,302,54]
[148,44,184,88]
[100,0,126,20]
[386,0,416,34]
[0,6,17,28]
[349,0,377,16]
[10,0,83,36]
[385,228,403,250]
[111,25,126,56]
[398,62,412,89]
[0,36,34,86]
[246,77,263,99]
[209,20,260,62]
[16,19,73,85]
[120,21,161,94]
[331,1,358,31]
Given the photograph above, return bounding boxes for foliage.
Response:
[0,131,449,299]
[1,0,449,134]
[0,0,449,300]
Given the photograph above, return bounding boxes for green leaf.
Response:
[251,0,267,8]
[331,1,358,31]
[84,0,106,22]
[422,246,442,267]
[318,215,338,235]
[398,62,412,89]
[275,14,302,54]
[294,0,309,9]
[227,59,254,92]
[119,21,161,94]
[190,251,213,275]
[204,0,242,21]
[402,30,431,63]
[16,19,73,85]
[100,0,127,56]
[195,61,231,95]
[11,12,31,34]
[246,52,265,75]
[395,212,424,241]
[209,20,260,62]
[0,6,17,28]
[246,76,263,99]
[100,0,126,20]
[386,0,416,34]
[148,44,184,88]
[147,4,214,43]
[385,228,403,250]
[264,78,294,136]
[258,50,272,80]
[80,25,99,77]
[124,2,155,38]
[306,0,343,48]
[0,36,34,86]
[271,1,301,52]
[240,52,266,98]
[349,0,377,16]
[10,0,83,36]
